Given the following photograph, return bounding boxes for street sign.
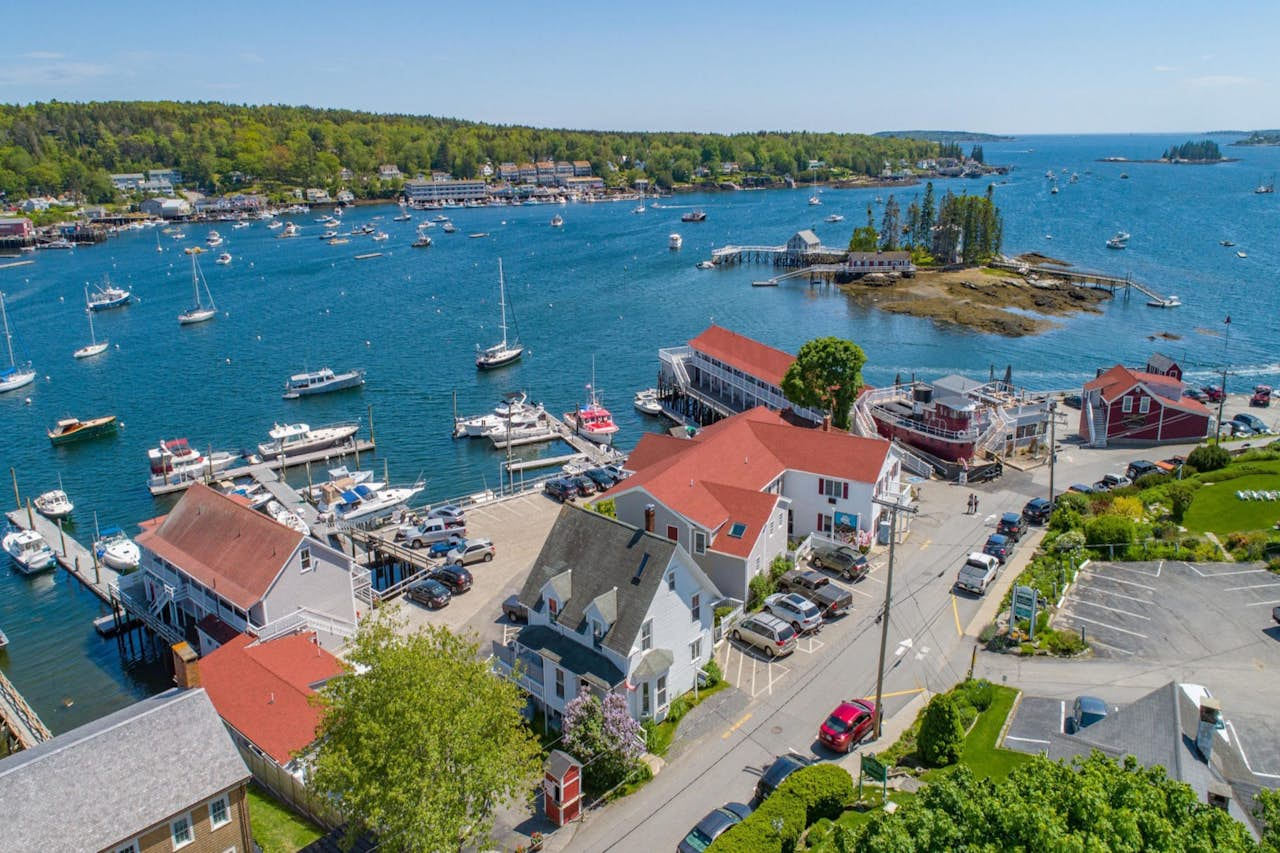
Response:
[861,753,887,783]
[1011,585,1038,621]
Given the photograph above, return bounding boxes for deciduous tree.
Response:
[562,692,644,794]
[781,337,867,431]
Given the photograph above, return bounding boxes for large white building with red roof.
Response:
[603,407,900,600]
[658,325,826,426]
[126,484,366,653]
[1080,355,1211,447]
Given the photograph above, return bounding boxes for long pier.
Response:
[989,260,1169,303]
[0,667,52,752]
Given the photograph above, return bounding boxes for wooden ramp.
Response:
[0,667,52,751]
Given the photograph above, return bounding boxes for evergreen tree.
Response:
[918,182,936,247]
[879,195,901,251]
[904,200,921,249]
[969,144,985,163]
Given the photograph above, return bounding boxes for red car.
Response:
[818,699,877,753]
[1202,385,1226,403]
[1251,385,1272,408]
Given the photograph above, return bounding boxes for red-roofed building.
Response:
[658,325,826,426]
[198,632,343,775]
[1080,361,1210,447]
[125,485,366,653]
[603,407,900,599]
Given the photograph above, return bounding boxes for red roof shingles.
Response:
[135,483,303,610]
[689,325,796,388]
[200,632,344,765]
[606,407,891,549]
[1086,366,1209,414]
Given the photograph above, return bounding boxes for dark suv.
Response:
[544,478,575,502]
[1022,497,1053,525]
[983,533,1012,564]
[996,512,1027,541]
[427,564,473,594]
[1126,460,1159,481]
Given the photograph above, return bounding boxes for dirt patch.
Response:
[838,266,1112,337]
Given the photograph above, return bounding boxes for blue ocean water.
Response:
[1,132,1277,729]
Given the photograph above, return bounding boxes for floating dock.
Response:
[148,437,376,496]
[5,507,118,604]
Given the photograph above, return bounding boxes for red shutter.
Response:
[842,482,849,499]
[817,513,823,530]
[817,478,823,495]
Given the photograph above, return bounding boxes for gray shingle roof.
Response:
[632,649,674,680]
[0,688,249,853]
[519,505,679,657]
[515,625,625,690]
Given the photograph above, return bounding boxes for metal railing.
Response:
[0,666,53,748]
[110,581,185,646]
[252,606,357,644]
[891,441,937,478]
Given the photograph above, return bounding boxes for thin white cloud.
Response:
[239,52,265,64]
[1184,74,1257,89]
[1153,65,1178,73]
[0,61,112,86]
[22,51,64,60]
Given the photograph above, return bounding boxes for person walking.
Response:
[973,494,980,515]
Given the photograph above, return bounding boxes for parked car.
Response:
[446,537,496,565]
[777,570,853,619]
[567,475,597,497]
[763,592,824,634]
[1184,388,1207,402]
[1092,473,1131,492]
[1155,456,1186,474]
[809,543,870,581]
[677,803,753,853]
[1273,605,1280,626]
[581,467,616,490]
[406,578,451,609]
[1202,385,1226,403]
[544,478,575,502]
[818,698,877,754]
[426,535,466,557]
[1066,695,1109,733]
[1022,497,1053,525]
[502,594,528,623]
[401,518,464,549]
[1227,422,1252,438]
[955,552,1000,596]
[983,533,1012,564]
[1250,385,1272,408]
[1061,394,1082,410]
[1068,483,1095,495]
[427,504,466,527]
[1233,412,1271,434]
[427,564,473,594]
[1126,460,1160,481]
[729,613,797,659]
[755,753,810,801]
[601,463,630,482]
[996,512,1027,541]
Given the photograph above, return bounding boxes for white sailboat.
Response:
[178,247,218,325]
[74,285,109,359]
[0,291,36,394]
[475,259,524,370]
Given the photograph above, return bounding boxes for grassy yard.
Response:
[247,784,324,853]
[932,684,1033,781]
[1183,474,1280,535]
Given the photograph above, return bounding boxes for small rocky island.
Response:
[1157,140,1233,163]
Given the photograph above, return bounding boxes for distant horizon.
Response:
[4,1,1276,134]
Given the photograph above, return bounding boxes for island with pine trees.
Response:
[1097,139,1236,165]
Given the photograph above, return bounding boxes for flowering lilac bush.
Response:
[562,692,644,793]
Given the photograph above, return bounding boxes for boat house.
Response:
[844,250,915,276]
[124,484,367,653]
[657,325,825,426]
[1079,360,1210,447]
[604,406,901,601]
[493,506,724,724]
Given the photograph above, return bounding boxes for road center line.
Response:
[721,712,752,739]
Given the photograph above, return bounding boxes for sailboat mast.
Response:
[84,285,97,345]
[1,293,15,368]
[497,258,508,346]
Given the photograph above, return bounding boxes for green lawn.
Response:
[247,784,324,853]
[1182,473,1280,535]
[923,685,1032,783]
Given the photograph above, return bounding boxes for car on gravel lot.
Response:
[776,570,853,618]
[502,595,528,623]
[1022,497,1053,524]
[426,564,473,594]
[818,698,877,753]
[446,537,496,566]
[763,592,824,634]
[996,512,1027,541]
[955,552,1000,596]
[406,578,451,609]
[809,543,870,581]
[755,753,810,801]
[729,613,797,659]
[677,802,752,853]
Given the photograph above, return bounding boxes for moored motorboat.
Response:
[824,214,844,223]
[47,415,118,446]
[412,235,433,248]
[33,489,74,519]
[3,528,55,574]
[550,214,564,227]
[257,421,360,459]
[215,252,232,265]
[87,278,132,312]
[681,211,707,222]
[1146,295,1182,308]
[282,367,366,399]
[634,389,662,416]
[94,526,140,572]
[669,233,682,250]
[326,480,424,524]
[696,260,714,270]
[147,438,240,491]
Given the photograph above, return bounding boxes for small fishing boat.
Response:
[393,212,413,221]
[669,233,682,250]
[0,291,35,395]
[468,232,490,239]
[634,388,662,416]
[372,232,389,242]
[565,367,619,446]
[94,525,140,572]
[282,367,365,399]
[74,285,109,359]
[476,259,524,370]
[1237,251,1248,259]
[1105,231,1130,250]
[268,220,284,230]
[33,489,74,519]
[550,214,564,227]
[178,247,218,326]
[48,415,118,446]
[412,236,433,248]
[824,214,844,223]
[696,260,714,270]
[215,252,232,265]
[87,278,132,312]
[1146,295,1182,309]
[441,222,457,233]
[3,529,55,574]
[681,211,707,222]
[1220,240,1236,247]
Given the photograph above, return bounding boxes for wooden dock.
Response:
[989,260,1169,304]
[0,666,52,752]
[149,437,376,496]
[5,507,118,604]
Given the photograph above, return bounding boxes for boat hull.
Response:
[476,349,524,370]
[88,294,130,312]
[282,372,365,399]
[100,544,141,572]
[74,342,109,359]
[871,416,976,462]
[0,369,36,394]
[178,309,217,325]
[258,424,360,459]
[48,416,118,446]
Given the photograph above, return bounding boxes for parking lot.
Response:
[392,492,561,638]
[1055,560,1280,661]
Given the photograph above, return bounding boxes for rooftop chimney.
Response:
[1207,781,1231,812]
[171,642,201,689]
[821,415,832,433]
[644,504,656,533]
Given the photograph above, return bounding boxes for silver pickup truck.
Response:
[955,553,1000,596]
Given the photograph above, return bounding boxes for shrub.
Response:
[1188,444,1230,473]
[1048,506,1083,532]
[1043,627,1087,656]
[702,660,723,687]
[779,764,854,824]
[592,498,616,518]
[769,555,794,582]
[666,695,692,724]
[709,786,806,853]
[1268,557,1280,575]
[1054,530,1086,553]
[1085,514,1136,548]
[1055,491,1091,516]
[917,693,964,767]
[1134,472,1169,489]
[713,605,736,627]
[1110,495,1144,521]
[563,693,645,794]
[1166,482,1195,522]
[977,623,997,645]
[1152,521,1180,540]
[748,574,774,610]
[960,679,994,711]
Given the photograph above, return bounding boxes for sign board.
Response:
[834,511,859,529]
[1011,585,1038,621]
[861,753,887,783]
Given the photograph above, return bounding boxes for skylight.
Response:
[728,522,747,539]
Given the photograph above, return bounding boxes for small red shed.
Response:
[544,750,583,826]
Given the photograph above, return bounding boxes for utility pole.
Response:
[1215,365,1228,443]
[871,491,918,741]
[1047,400,1058,506]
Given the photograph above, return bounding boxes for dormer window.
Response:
[547,597,558,618]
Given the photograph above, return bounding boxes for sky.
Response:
[3,0,1277,135]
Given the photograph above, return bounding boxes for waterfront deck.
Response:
[0,667,52,752]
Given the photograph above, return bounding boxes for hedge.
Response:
[708,764,853,853]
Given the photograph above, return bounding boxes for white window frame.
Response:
[693,530,707,555]
[1122,395,1133,413]
[640,619,653,651]
[657,675,668,709]
[690,637,702,661]
[1139,396,1151,414]
[171,812,194,850]
[299,547,313,574]
[691,593,701,622]
[208,793,231,830]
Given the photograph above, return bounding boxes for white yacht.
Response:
[265,500,310,535]
[634,389,663,416]
[669,233,682,250]
[33,489,74,519]
[147,438,239,490]
[476,259,524,370]
[825,214,845,223]
[3,529,55,574]
[257,422,360,459]
[282,367,366,399]
[329,480,424,524]
[93,525,141,572]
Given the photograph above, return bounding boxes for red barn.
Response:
[543,749,582,826]
[1080,364,1210,447]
